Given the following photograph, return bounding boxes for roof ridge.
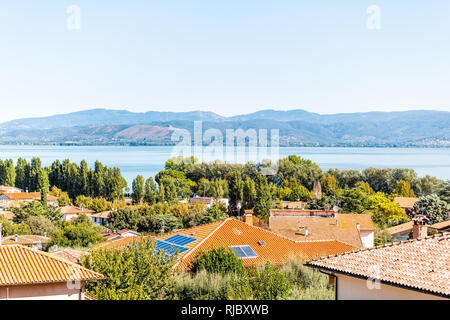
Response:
[173,218,231,268]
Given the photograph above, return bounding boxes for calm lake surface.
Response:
[0,146,449,185]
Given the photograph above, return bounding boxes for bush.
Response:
[24,215,57,236]
[50,214,103,248]
[190,247,245,275]
[83,238,177,300]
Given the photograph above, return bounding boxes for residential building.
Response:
[0,186,23,194]
[307,218,449,300]
[0,210,15,221]
[90,211,112,226]
[100,229,140,241]
[0,235,50,250]
[393,197,419,211]
[189,197,229,208]
[269,210,375,248]
[49,248,88,264]
[384,219,450,241]
[60,205,94,221]
[0,192,58,208]
[94,216,356,270]
[0,245,103,300]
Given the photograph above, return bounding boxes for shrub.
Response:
[190,247,245,275]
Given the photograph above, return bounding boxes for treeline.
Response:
[0,158,127,201]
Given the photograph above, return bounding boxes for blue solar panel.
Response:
[164,234,197,246]
[229,245,258,259]
[154,239,189,258]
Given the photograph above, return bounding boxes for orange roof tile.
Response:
[307,233,450,298]
[61,205,94,215]
[430,220,450,231]
[92,219,356,270]
[2,192,41,200]
[393,197,419,209]
[0,210,15,220]
[0,245,104,286]
[336,214,375,231]
[1,235,50,246]
[49,249,88,264]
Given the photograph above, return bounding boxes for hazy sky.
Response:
[1,1,449,122]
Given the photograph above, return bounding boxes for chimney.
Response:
[14,234,18,242]
[412,215,429,240]
[356,223,360,231]
[243,214,253,226]
[305,227,309,237]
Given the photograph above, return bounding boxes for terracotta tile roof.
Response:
[172,219,355,270]
[0,210,15,220]
[92,219,356,270]
[393,197,419,209]
[0,186,23,193]
[430,220,450,231]
[0,245,104,286]
[383,221,414,236]
[1,235,50,246]
[1,192,41,200]
[383,220,450,236]
[49,249,88,264]
[269,213,374,248]
[61,206,94,215]
[91,211,112,219]
[270,209,336,217]
[307,233,450,297]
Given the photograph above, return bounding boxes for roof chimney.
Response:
[14,234,18,242]
[243,214,253,226]
[356,223,360,231]
[305,227,309,237]
[412,215,429,240]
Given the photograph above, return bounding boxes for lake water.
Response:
[0,145,449,185]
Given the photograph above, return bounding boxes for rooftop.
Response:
[60,205,95,215]
[393,197,419,209]
[93,218,356,270]
[1,235,50,246]
[0,245,104,286]
[307,233,450,298]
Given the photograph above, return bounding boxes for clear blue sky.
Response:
[1,0,449,122]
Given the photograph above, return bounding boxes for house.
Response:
[0,245,103,300]
[393,197,419,211]
[0,186,23,194]
[90,211,112,226]
[189,197,229,208]
[306,217,449,300]
[0,210,15,221]
[0,235,51,250]
[100,229,140,241]
[269,210,375,248]
[384,219,450,241]
[49,248,88,264]
[94,216,356,270]
[0,192,57,208]
[60,205,94,221]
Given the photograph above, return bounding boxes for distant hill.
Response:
[0,108,448,147]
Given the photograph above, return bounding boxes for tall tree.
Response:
[132,175,145,204]
[254,175,272,221]
[227,171,243,215]
[242,177,257,210]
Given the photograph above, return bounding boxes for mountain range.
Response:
[0,108,449,147]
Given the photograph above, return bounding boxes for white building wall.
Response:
[360,231,374,248]
[336,274,446,300]
[0,282,83,300]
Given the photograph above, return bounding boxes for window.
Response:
[228,245,258,259]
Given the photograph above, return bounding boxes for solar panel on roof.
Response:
[229,245,258,259]
[164,234,197,246]
[154,239,189,258]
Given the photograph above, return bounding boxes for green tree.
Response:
[392,180,416,197]
[243,177,257,210]
[338,187,367,213]
[254,175,272,221]
[82,238,177,300]
[227,171,244,215]
[24,215,57,236]
[410,194,449,224]
[438,182,450,203]
[0,217,31,236]
[190,247,245,275]
[144,177,158,205]
[132,175,145,204]
[12,201,63,223]
[50,214,103,248]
